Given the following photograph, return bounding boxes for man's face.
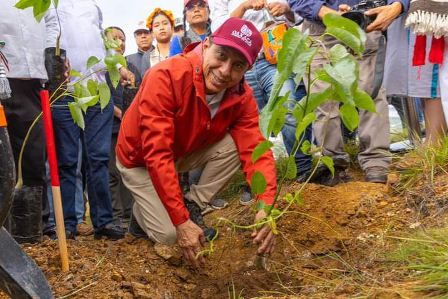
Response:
[134,30,153,52]
[152,14,173,44]
[202,38,250,94]
[107,28,126,55]
[185,0,209,27]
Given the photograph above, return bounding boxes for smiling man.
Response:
[116,18,277,267]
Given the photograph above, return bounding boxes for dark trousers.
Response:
[52,96,114,232]
[109,133,133,224]
[3,79,46,243]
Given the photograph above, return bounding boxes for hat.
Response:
[134,20,149,34]
[175,17,183,28]
[184,0,208,7]
[211,17,262,66]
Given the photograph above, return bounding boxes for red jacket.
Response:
[116,43,277,226]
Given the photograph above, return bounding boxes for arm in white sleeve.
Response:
[211,0,231,32]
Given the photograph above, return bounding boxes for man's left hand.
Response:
[119,67,136,87]
[365,2,403,32]
[251,209,275,256]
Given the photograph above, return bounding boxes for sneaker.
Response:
[128,213,148,239]
[77,221,94,236]
[184,198,217,241]
[201,198,229,215]
[239,185,254,205]
[94,223,125,241]
[365,166,388,184]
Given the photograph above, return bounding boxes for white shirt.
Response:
[45,0,106,83]
[0,0,47,80]
[211,0,297,32]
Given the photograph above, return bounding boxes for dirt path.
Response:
[0,179,434,298]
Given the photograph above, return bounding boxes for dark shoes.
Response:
[365,166,388,184]
[128,213,148,239]
[239,185,254,205]
[298,165,352,187]
[94,223,125,241]
[44,229,76,240]
[184,198,217,241]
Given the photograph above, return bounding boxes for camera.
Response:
[342,0,387,30]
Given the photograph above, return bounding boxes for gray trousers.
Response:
[303,21,391,171]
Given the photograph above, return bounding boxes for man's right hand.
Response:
[176,219,206,268]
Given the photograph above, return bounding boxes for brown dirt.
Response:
[2,172,447,299]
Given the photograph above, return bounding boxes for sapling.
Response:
[218,13,376,268]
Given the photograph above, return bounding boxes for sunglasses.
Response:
[185,1,207,11]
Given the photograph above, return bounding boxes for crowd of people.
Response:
[1,0,447,267]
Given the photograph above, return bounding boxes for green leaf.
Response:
[70,69,82,78]
[73,83,90,98]
[86,56,100,69]
[329,44,350,64]
[294,88,332,120]
[108,67,120,89]
[323,13,366,55]
[87,79,98,96]
[285,156,297,179]
[284,193,294,204]
[339,103,359,132]
[33,0,51,22]
[68,102,85,130]
[293,192,304,205]
[14,0,36,9]
[105,54,127,68]
[53,0,59,7]
[98,82,111,110]
[260,91,288,138]
[252,140,274,163]
[321,156,335,176]
[354,89,376,112]
[251,171,267,195]
[256,201,266,211]
[270,208,281,218]
[300,140,311,155]
[77,95,99,112]
[295,112,316,140]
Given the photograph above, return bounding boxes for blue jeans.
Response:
[52,96,114,232]
[245,58,312,175]
[46,142,84,230]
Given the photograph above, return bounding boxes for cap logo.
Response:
[231,24,253,47]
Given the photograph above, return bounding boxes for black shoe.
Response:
[365,166,388,184]
[94,223,125,241]
[44,229,76,240]
[184,198,217,242]
[128,213,148,239]
[306,165,352,187]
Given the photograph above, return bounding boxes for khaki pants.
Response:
[303,21,391,171]
[117,134,240,245]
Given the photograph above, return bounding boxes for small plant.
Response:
[220,13,375,245]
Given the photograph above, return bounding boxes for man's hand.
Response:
[251,209,275,256]
[267,2,290,17]
[113,106,122,120]
[119,67,136,87]
[63,58,71,80]
[365,2,403,32]
[318,5,340,20]
[176,219,206,268]
[244,0,265,11]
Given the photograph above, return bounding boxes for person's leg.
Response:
[422,98,447,144]
[176,134,241,210]
[75,141,85,224]
[52,96,81,234]
[108,133,123,222]
[4,79,46,243]
[117,161,177,245]
[82,101,116,231]
[244,59,268,110]
[357,32,391,175]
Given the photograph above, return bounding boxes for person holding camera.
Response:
[287,0,409,185]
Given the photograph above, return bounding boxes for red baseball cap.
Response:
[184,0,208,6]
[211,17,262,66]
